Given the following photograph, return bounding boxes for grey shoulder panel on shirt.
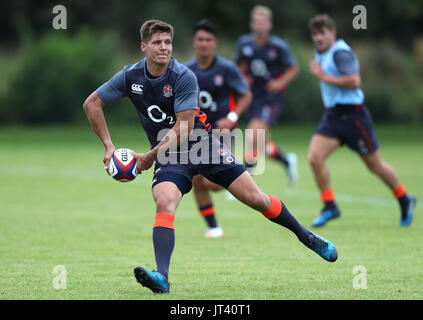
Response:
[270,35,297,67]
[237,33,254,46]
[217,56,248,94]
[96,60,144,104]
[184,58,197,70]
[333,49,359,75]
[173,65,199,113]
[96,69,126,104]
[234,34,254,62]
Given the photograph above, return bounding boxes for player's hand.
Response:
[244,75,254,88]
[266,78,285,94]
[309,60,325,79]
[132,151,155,174]
[216,117,234,130]
[103,145,115,175]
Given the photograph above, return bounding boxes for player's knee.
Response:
[203,179,223,191]
[155,195,177,214]
[308,151,323,167]
[366,160,381,174]
[243,190,268,211]
[192,175,204,190]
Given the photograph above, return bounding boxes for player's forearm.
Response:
[149,119,193,160]
[320,73,361,89]
[233,90,252,117]
[238,62,253,87]
[238,61,249,76]
[83,101,114,149]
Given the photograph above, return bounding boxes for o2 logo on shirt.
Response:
[250,59,269,79]
[147,105,175,125]
[198,91,217,112]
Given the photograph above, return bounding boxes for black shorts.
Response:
[246,92,284,127]
[151,131,246,195]
[316,104,379,155]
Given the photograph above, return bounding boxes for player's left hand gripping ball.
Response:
[108,148,137,182]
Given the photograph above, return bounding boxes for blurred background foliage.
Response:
[0,0,422,124]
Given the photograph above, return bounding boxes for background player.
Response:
[307,14,416,227]
[235,5,299,184]
[83,19,338,294]
[186,19,252,238]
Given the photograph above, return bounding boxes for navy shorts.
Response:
[316,104,379,155]
[151,131,246,195]
[246,91,284,127]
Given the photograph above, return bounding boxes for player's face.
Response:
[250,14,272,37]
[311,27,336,53]
[141,32,173,66]
[193,30,217,58]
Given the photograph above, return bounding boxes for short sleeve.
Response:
[174,69,199,113]
[333,49,360,75]
[234,37,246,64]
[96,70,126,104]
[226,63,249,95]
[278,41,297,68]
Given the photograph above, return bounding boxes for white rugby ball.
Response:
[108,148,137,182]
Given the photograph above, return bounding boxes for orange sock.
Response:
[261,194,282,219]
[266,142,278,158]
[153,213,175,230]
[393,183,406,199]
[245,150,259,163]
[199,205,215,217]
[320,189,335,203]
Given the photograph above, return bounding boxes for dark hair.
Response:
[309,14,336,31]
[140,19,174,43]
[194,19,217,35]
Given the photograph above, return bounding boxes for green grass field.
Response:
[0,124,422,300]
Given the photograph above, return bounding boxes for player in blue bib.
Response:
[186,19,252,238]
[83,19,338,294]
[307,14,416,228]
[235,5,299,185]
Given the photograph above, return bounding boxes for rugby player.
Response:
[186,19,252,238]
[235,5,299,185]
[307,14,416,227]
[83,19,338,294]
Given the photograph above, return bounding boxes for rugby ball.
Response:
[108,148,137,182]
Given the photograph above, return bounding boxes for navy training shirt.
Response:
[185,55,248,127]
[235,34,297,94]
[96,58,208,149]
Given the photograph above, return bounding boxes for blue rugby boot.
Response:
[305,232,338,262]
[311,206,341,227]
[400,195,416,227]
[134,266,170,293]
